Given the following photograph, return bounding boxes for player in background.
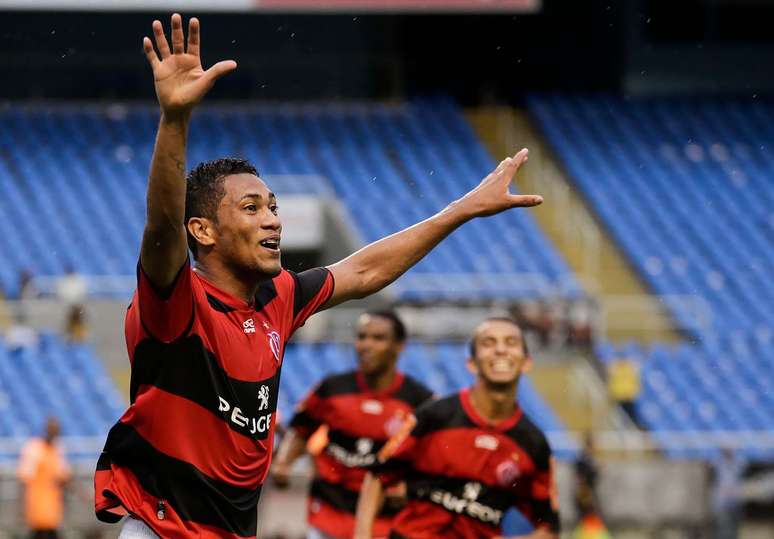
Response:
[355,318,560,539]
[272,311,434,539]
[95,13,542,539]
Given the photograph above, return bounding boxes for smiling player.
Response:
[355,318,560,539]
[93,13,543,539]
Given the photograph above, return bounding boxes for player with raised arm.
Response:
[354,318,560,539]
[93,13,542,539]
[272,311,433,539]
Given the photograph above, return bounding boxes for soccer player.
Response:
[354,318,560,539]
[272,311,434,539]
[93,13,543,539]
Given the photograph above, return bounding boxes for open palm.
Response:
[143,14,236,118]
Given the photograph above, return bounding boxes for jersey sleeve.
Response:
[133,259,195,343]
[288,268,335,333]
[516,439,560,533]
[289,381,329,438]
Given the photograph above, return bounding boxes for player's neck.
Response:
[362,366,397,392]
[193,259,267,304]
[470,380,517,423]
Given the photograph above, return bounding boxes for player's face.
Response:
[214,174,282,278]
[354,315,404,377]
[468,320,530,387]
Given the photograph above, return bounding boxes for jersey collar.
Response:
[356,370,405,397]
[459,387,523,432]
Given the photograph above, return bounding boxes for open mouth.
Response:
[490,359,514,374]
[259,238,281,252]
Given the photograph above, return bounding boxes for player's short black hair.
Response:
[362,310,407,342]
[468,316,529,358]
[184,158,259,257]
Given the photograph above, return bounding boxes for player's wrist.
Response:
[160,108,192,127]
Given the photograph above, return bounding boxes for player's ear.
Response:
[521,356,534,375]
[466,356,479,376]
[187,217,216,249]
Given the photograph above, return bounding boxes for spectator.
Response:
[606,356,641,426]
[55,266,87,306]
[712,448,746,539]
[575,432,599,517]
[17,418,72,539]
[5,310,38,352]
[19,269,40,300]
[64,305,88,343]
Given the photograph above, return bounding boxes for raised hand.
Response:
[456,148,543,217]
[143,13,237,120]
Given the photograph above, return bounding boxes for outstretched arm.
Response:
[140,14,236,290]
[324,149,541,307]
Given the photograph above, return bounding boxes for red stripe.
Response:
[413,427,536,489]
[123,386,271,489]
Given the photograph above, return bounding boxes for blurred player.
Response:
[93,13,543,539]
[272,310,434,539]
[355,318,559,539]
[17,418,71,539]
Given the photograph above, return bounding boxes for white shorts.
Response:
[118,517,160,539]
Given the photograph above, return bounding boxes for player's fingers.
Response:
[508,193,543,207]
[171,13,185,54]
[187,17,200,56]
[152,20,171,59]
[143,37,160,69]
[204,60,238,83]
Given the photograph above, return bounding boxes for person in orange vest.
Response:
[17,417,72,539]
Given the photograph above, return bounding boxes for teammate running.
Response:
[93,13,543,539]
[354,318,560,539]
[272,311,433,539]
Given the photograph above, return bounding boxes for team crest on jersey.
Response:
[474,434,499,451]
[495,458,521,487]
[267,330,281,362]
[384,409,408,437]
[258,385,270,411]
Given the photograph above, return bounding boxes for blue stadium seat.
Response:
[0,100,577,301]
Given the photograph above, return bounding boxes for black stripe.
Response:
[327,428,387,454]
[289,268,330,320]
[393,376,434,408]
[253,279,278,312]
[137,258,189,301]
[100,422,259,536]
[95,452,112,471]
[406,471,514,526]
[312,371,360,398]
[288,409,320,432]
[130,334,281,441]
[530,499,560,532]
[206,293,236,313]
[309,478,400,516]
[412,394,474,437]
[389,533,410,539]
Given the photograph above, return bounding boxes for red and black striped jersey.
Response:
[375,389,559,539]
[94,261,334,539]
[290,370,433,539]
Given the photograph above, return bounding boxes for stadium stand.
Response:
[531,96,774,458]
[0,100,578,301]
[0,332,124,462]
